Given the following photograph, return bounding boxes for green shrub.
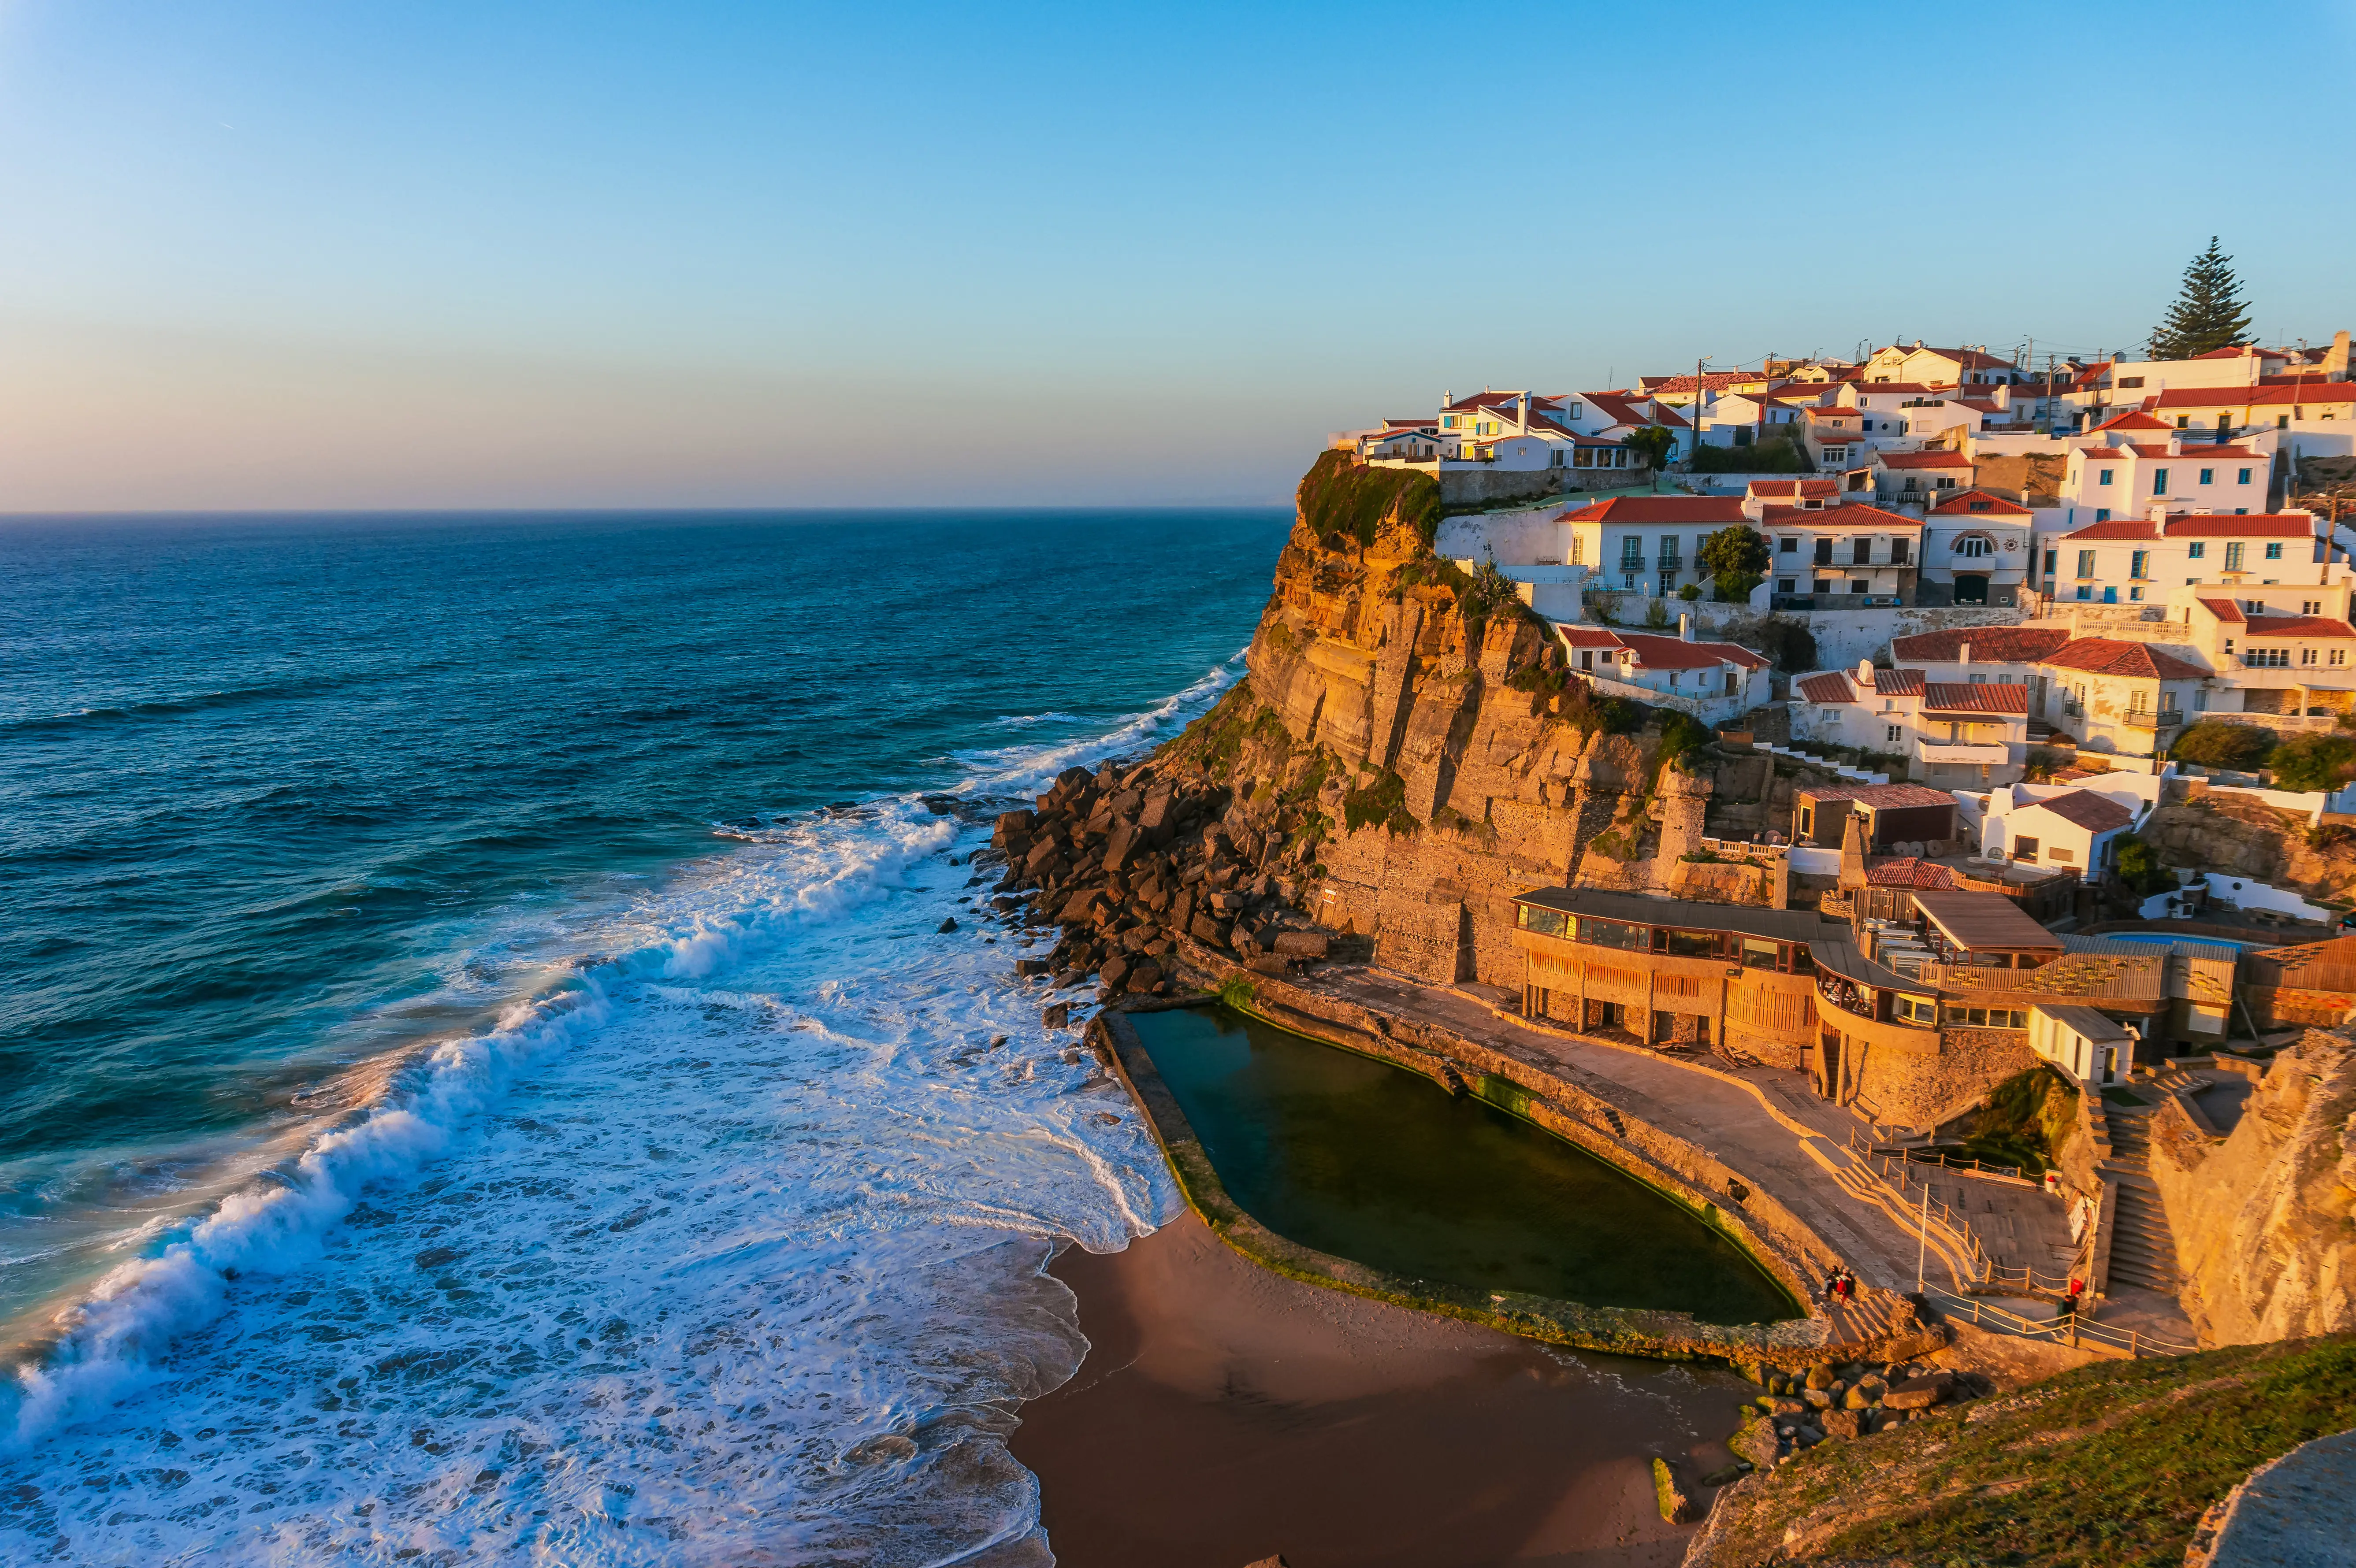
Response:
[2023,746,2064,782]
[1296,449,1442,549]
[2172,720,2276,771]
[1677,582,1702,601]
[1690,436,1809,474]
[1340,770,1418,836]
[1654,710,1713,779]
[1215,973,1257,1011]
[2115,835,2177,897]
[2269,733,2356,793]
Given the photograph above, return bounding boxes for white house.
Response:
[1557,495,1749,597]
[1980,785,2139,882]
[1555,619,1772,723]
[1791,663,2030,784]
[2037,512,2328,603]
[2028,1004,2135,1086]
[1923,489,2033,606]
[1861,342,2024,386]
[1872,447,1973,508]
[2059,435,2273,523]
[1754,500,1922,605]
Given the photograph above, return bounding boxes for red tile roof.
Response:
[1581,391,1692,431]
[1382,417,1439,429]
[1869,668,1926,697]
[1445,391,1565,413]
[1877,450,1973,469]
[1640,371,1761,395]
[1559,497,1749,524]
[1865,856,1961,890]
[2161,515,2318,538]
[2237,615,2356,640]
[2040,638,2209,681]
[2196,597,2246,624]
[1557,626,1623,649]
[1923,682,2029,714]
[1758,503,1924,529]
[1890,626,2073,663]
[2155,384,2356,408]
[2090,411,2173,433]
[1796,672,1856,704]
[1847,382,1955,396]
[1613,631,1770,671]
[2192,345,2261,360]
[1797,782,1959,808]
[2122,443,2261,461]
[1749,479,1840,498]
[1929,489,2032,516]
[2058,518,2162,541]
[2025,789,2135,834]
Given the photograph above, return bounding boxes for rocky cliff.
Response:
[1155,452,1810,987]
[2148,1027,2356,1346]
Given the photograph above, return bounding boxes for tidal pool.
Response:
[1130,1005,1799,1325]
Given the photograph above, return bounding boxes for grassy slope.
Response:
[1695,1333,2356,1566]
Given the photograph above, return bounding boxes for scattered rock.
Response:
[1881,1372,1956,1411]
[1651,1457,1700,1523]
[1820,1408,1864,1440]
[1041,1003,1070,1028]
[1014,958,1051,977]
[937,918,958,934]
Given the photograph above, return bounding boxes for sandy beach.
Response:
[1010,1212,1743,1568]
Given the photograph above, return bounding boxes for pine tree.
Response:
[2148,237,2254,360]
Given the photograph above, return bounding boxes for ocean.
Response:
[0,508,1287,1564]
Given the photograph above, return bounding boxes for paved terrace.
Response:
[1279,964,2100,1338]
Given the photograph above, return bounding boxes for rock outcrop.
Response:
[2148,1027,2356,1345]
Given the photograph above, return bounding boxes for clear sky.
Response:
[2,1,2352,511]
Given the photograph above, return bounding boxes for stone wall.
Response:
[1437,467,1644,507]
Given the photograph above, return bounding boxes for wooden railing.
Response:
[1920,1283,2196,1359]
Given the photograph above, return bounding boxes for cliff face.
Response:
[2149,1028,2356,1346]
[1173,468,1741,988]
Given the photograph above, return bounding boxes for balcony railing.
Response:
[2121,711,2185,730]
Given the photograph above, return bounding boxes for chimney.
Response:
[1517,392,1529,435]
[1857,659,1875,689]
[1680,613,1695,641]
[1959,640,1973,666]
[1443,389,1453,408]
[2328,331,2351,383]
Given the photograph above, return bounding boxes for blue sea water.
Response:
[0,508,1285,1563]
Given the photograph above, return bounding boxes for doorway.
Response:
[1954,574,1989,605]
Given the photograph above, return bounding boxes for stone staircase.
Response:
[2101,1110,2185,1294]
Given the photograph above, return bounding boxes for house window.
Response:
[2226,542,2246,571]
[2077,550,2096,578]
[2280,415,2292,429]
[2305,601,2322,615]
[1621,539,1643,567]
[1892,538,1909,564]
[2048,846,2075,863]
[1853,538,1870,565]
[1778,579,1795,593]
[2266,542,2284,560]
[2095,508,2111,522]
[2014,836,2040,861]
[2043,549,2056,573]
[2189,541,2206,559]
[1886,725,1901,742]
[2334,649,2348,666]
[1779,536,1797,553]
[2154,469,2170,496]
[2303,648,2319,666]
[2118,376,2145,389]
[2239,468,2253,484]
[2130,550,2149,579]
[2130,586,2145,601]
[1813,579,1833,594]
[1896,997,1938,1025]
[1958,535,1992,558]
[2249,648,2290,667]
[1850,580,1869,595]
[2076,586,2092,600]
[2097,468,2114,485]
[2200,468,2215,484]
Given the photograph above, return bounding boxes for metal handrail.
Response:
[1839,1127,1989,1279]
[1921,1283,2196,1358]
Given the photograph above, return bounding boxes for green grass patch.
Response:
[1297,449,1441,549]
[2101,1086,2152,1108]
[1341,770,1419,836]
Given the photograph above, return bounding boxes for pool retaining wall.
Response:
[1093,998,1944,1370]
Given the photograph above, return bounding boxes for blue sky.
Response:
[2,1,2351,510]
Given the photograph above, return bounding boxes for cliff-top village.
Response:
[985,252,2356,1536]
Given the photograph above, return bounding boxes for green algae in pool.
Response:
[1132,1006,1799,1325]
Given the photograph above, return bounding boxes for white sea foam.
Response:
[0,657,1241,1563]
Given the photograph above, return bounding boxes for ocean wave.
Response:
[0,667,1219,1562]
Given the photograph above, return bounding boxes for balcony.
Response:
[1916,741,2010,766]
[2120,711,2185,730]
[1656,557,1683,573]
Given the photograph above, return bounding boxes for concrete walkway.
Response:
[1293,965,1974,1297]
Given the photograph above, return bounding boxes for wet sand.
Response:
[1009,1212,1742,1568]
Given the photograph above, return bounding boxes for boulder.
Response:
[1023,838,1064,875]
[1729,1416,1780,1471]
[1804,1363,1835,1391]
[1100,956,1131,991]
[1190,914,1232,948]
[1041,1003,1070,1028]
[1802,1387,1834,1409]
[1126,960,1163,994]
[1246,955,1289,976]
[1140,791,1178,845]
[937,917,958,933]
[1059,889,1108,923]
[1763,1397,1807,1417]
[1271,930,1330,960]
[991,810,1035,849]
[1880,1372,1955,1411]
[1650,1458,1699,1524]
[1842,1383,1874,1410]
[1014,958,1052,977]
[1819,1408,1864,1440]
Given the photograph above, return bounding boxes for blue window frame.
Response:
[2095,508,2111,522]
[2153,469,2169,495]
[2189,541,2206,558]
[2199,468,2214,484]
[2075,586,2092,601]
[2266,542,2284,560]
[2097,468,2114,485]
[2238,468,2252,484]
